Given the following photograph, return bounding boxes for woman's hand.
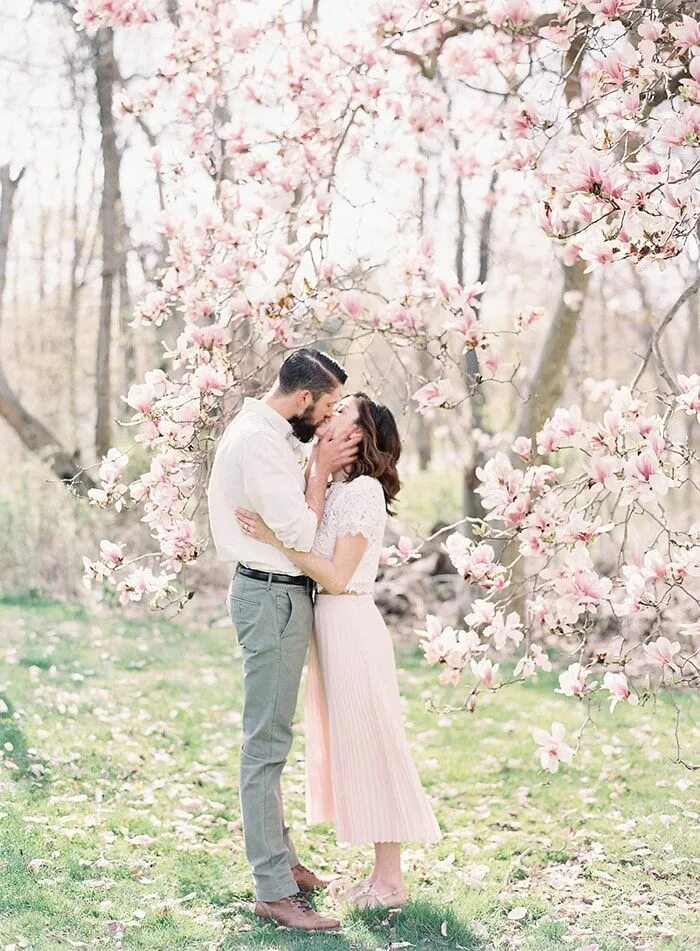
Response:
[235,508,278,547]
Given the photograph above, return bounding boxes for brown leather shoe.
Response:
[254,892,340,931]
[291,861,330,893]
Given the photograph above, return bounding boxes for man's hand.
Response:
[314,423,362,474]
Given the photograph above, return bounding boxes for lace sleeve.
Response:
[336,477,385,541]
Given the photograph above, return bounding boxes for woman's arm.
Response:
[278,534,368,595]
[235,507,367,595]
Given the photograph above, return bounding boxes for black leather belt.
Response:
[236,564,315,592]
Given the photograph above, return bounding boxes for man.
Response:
[207,348,359,932]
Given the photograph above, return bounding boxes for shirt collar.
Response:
[242,397,293,439]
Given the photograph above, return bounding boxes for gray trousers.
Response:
[228,570,314,901]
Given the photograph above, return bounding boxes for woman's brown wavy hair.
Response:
[345,392,401,514]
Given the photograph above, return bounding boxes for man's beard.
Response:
[289,405,319,443]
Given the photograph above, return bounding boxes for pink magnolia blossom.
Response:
[82,556,112,588]
[514,306,544,331]
[342,293,363,319]
[130,290,171,327]
[642,550,671,582]
[191,364,229,394]
[672,546,700,580]
[416,614,443,643]
[125,383,155,416]
[578,241,616,271]
[563,151,614,198]
[412,379,463,413]
[602,672,638,712]
[511,435,532,461]
[643,636,680,668]
[483,610,524,650]
[537,406,590,453]
[99,539,125,568]
[556,663,592,698]
[382,535,422,566]
[532,722,574,773]
[464,599,497,629]
[445,535,508,590]
[446,309,484,350]
[586,454,622,490]
[514,644,552,677]
[540,21,576,48]
[584,1,643,22]
[669,15,700,53]
[489,0,535,29]
[470,657,499,688]
[396,535,420,560]
[98,448,129,487]
[436,279,486,310]
[676,374,700,420]
[418,620,480,676]
[622,450,675,502]
[116,566,175,606]
[481,347,502,376]
[439,628,481,684]
[618,563,648,615]
[74,0,158,29]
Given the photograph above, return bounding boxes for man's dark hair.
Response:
[277,347,347,396]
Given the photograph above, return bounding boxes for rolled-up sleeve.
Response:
[241,433,318,551]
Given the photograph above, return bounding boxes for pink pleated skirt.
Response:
[304,593,442,845]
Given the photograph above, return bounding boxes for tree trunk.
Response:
[514,259,590,446]
[0,166,24,340]
[93,26,122,458]
[0,164,95,493]
[462,170,497,530]
[512,30,590,450]
[416,348,433,470]
[414,163,433,470]
[66,116,86,443]
[166,0,180,24]
[118,236,135,397]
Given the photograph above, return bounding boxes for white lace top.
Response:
[312,475,387,594]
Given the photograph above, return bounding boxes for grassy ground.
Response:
[0,597,697,951]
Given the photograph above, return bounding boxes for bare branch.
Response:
[631,276,700,391]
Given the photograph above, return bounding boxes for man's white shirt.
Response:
[207,398,316,574]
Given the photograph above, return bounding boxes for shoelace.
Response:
[287,892,314,912]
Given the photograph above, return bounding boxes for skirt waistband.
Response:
[316,591,374,598]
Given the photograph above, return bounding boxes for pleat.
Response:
[304,594,442,845]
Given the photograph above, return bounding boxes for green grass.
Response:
[0,600,698,950]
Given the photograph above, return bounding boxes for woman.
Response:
[235,393,442,909]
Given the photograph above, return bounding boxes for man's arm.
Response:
[242,424,362,552]
[241,433,320,552]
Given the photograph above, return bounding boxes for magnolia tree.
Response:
[77,0,700,767]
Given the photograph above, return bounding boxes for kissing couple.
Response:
[207,347,441,932]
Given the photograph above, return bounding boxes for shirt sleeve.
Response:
[241,432,318,551]
[337,477,384,540]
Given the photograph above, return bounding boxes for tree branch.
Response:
[631,276,700,392]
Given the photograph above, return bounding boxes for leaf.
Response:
[507,906,528,920]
